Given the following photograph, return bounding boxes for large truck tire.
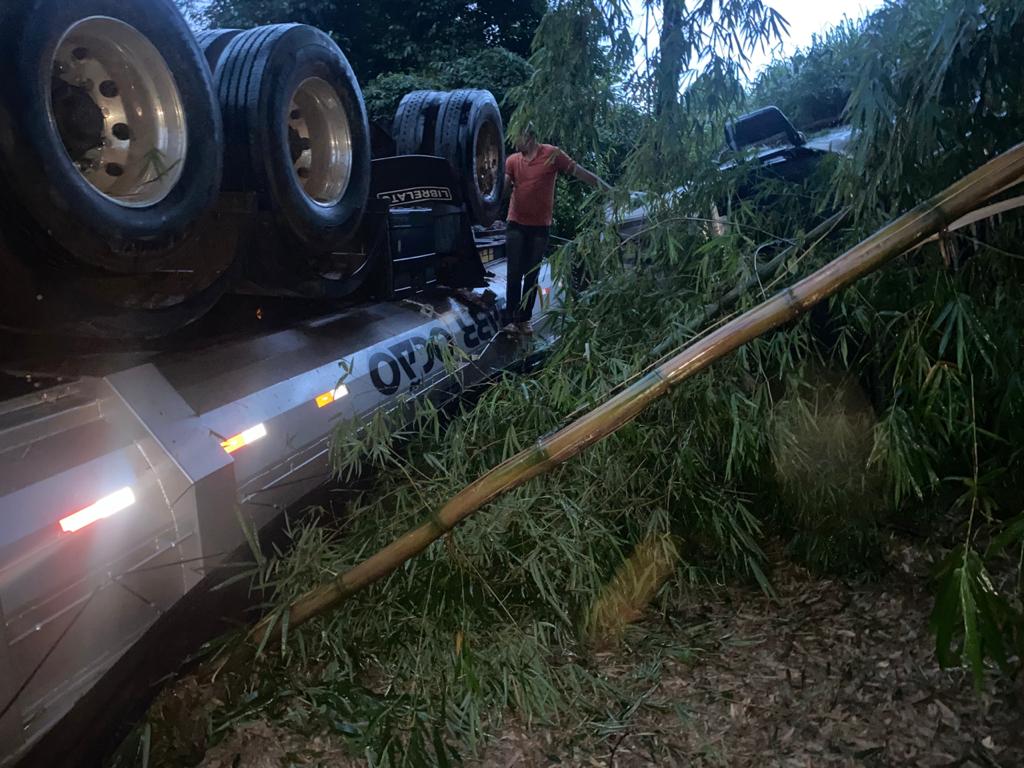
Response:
[433,89,505,227]
[216,24,371,253]
[0,0,223,273]
[393,90,445,155]
[194,28,244,73]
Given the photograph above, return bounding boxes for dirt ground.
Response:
[198,541,1024,768]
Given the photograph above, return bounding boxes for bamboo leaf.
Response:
[958,562,984,688]
[986,514,1024,558]
[930,561,961,669]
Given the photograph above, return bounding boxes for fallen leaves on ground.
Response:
[472,540,1024,767]
[198,720,355,768]
[194,539,1024,767]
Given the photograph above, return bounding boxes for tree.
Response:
[510,0,787,189]
[749,20,862,129]
[198,0,545,82]
[361,47,533,127]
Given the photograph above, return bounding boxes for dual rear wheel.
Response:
[216,24,369,255]
[393,89,506,227]
[0,5,372,338]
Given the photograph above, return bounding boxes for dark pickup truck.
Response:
[613,106,852,238]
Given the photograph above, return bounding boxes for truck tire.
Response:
[393,90,444,155]
[194,28,243,73]
[0,0,223,273]
[433,89,475,167]
[217,24,370,252]
[434,89,505,227]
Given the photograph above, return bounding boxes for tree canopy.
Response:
[198,0,545,81]
[362,47,534,126]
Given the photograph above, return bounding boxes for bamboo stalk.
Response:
[251,140,1024,645]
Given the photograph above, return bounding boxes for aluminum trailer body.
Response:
[0,259,556,765]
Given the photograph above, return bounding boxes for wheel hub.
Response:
[474,119,501,202]
[50,77,105,160]
[287,77,352,207]
[48,16,187,208]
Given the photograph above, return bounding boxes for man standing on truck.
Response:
[503,125,609,333]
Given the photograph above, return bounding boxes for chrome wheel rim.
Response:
[49,17,187,208]
[474,119,501,202]
[288,77,352,207]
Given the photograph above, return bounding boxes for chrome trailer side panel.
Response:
[168,273,517,557]
[0,369,234,758]
[0,261,555,765]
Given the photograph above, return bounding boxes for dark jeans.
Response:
[504,222,549,323]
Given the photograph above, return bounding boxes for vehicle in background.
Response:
[612,106,853,240]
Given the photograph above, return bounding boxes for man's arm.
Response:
[502,173,514,205]
[571,163,611,191]
[551,147,611,192]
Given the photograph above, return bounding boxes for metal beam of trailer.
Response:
[0,261,558,765]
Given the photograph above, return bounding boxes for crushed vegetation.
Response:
[126,0,1024,764]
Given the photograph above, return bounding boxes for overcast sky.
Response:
[630,0,885,79]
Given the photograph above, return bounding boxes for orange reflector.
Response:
[59,487,136,533]
[221,423,267,454]
[315,384,349,408]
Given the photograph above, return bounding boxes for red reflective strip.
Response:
[59,487,135,533]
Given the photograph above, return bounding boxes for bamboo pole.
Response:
[251,140,1024,645]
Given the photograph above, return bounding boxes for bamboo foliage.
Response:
[699,208,850,322]
[251,140,1024,646]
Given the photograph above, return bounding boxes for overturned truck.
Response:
[0,1,546,765]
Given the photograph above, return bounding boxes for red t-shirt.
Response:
[506,144,577,227]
